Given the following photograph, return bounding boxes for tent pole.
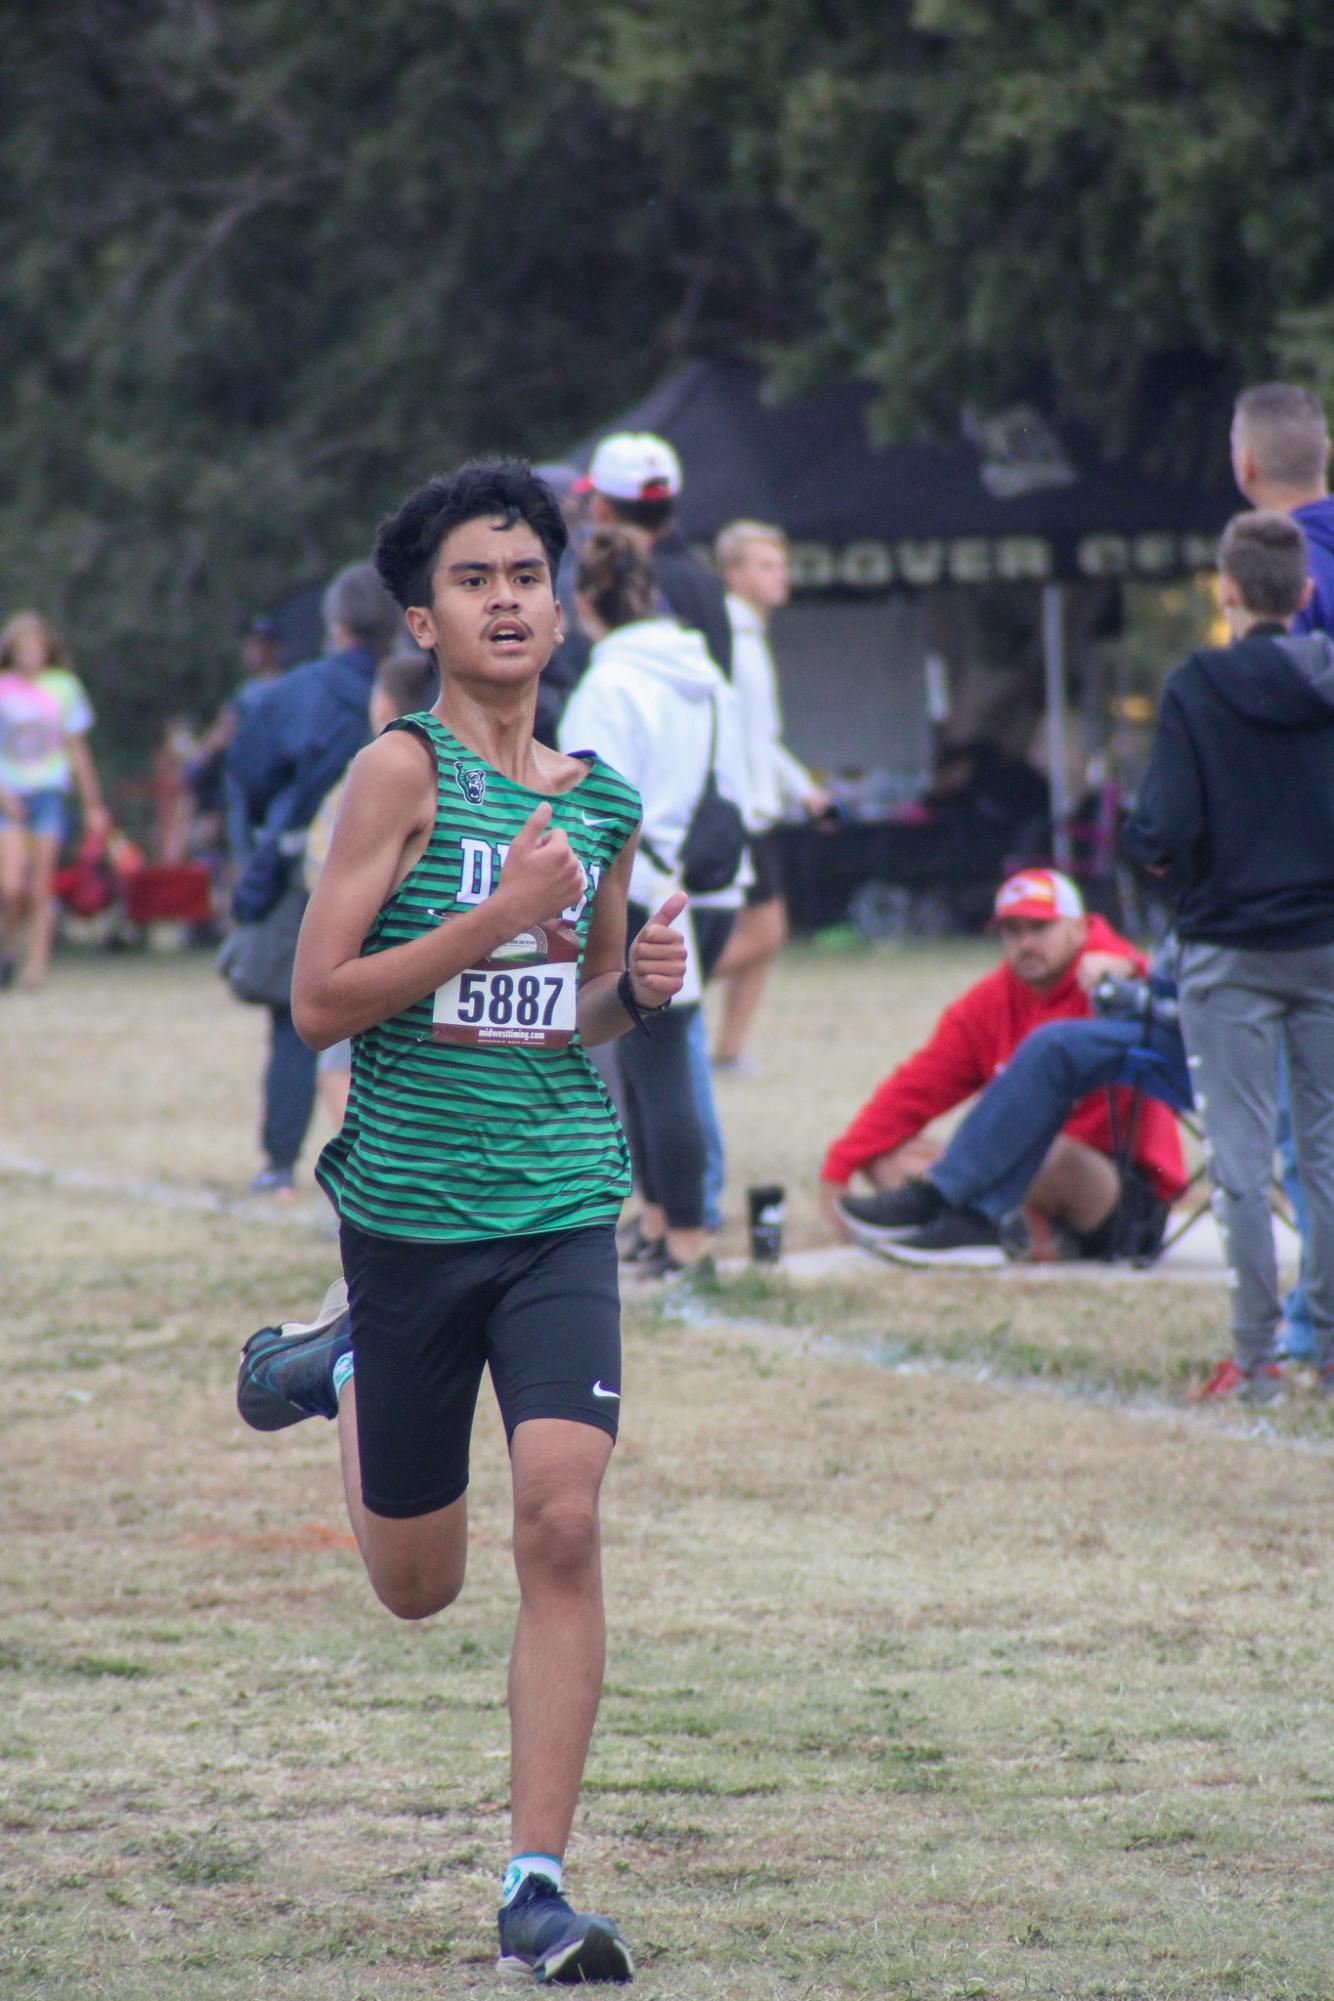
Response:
[1042,582,1072,870]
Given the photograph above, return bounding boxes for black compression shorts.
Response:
[339,1220,621,1519]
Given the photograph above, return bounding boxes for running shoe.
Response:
[634,1246,717,1287]
[837,1178,944,1247]
[616,1216,665,1267]
[847,1203,1003,1268]
[497,1873,633,1984]
[1187,1358,1283,1405]
[236,1277,351,1430]
[249,1163,295,1198]
[998,1209,1085,1264]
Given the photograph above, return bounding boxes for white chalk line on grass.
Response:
[0,1146,332,1233]
[8,1144,1326,1457]
[660,1296,1334,1461]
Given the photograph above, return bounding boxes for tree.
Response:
[3,0,1333,762]
[585,0,1334,465]
[0,0,764,750]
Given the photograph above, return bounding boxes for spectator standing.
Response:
[227,562,401,1196]
[579,432,732,677]
[579,431,736,1223]
[710,521,830,1071]
[1124,511,1334,1402]
[303,649,438,1133]
[1231,383,1334,1359]
[0,610,109,991]
[531,463,593,746]
[186,615,286,873]
[559,528,748,1275]
[1232,383,1334,634]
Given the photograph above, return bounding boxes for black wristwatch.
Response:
[617,967,672,1036]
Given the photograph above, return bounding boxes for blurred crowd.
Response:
[6,380,1334,1400]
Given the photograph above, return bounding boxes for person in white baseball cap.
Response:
[581,434,682,504]
[577,431,732,678]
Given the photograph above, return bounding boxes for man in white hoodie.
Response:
[711,521,830,1071]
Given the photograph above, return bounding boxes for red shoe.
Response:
[1188,1358,1283,1405]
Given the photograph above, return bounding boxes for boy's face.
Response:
[405,516,560,686]
[725,537,790,614]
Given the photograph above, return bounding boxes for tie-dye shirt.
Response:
[0,668,94,793]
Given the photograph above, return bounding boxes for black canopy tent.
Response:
[571,360,1233,866]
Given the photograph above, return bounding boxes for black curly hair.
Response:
[374,459,568,612]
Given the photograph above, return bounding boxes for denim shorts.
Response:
[0,787,68,840]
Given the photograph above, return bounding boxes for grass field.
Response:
[3,942,1333,2000]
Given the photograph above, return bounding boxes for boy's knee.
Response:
[514,1492,600,1584]
[366,1548,467,1622]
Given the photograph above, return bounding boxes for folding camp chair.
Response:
[1107,1043,1293,1267]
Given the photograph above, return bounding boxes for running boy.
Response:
[236,460,686,1983]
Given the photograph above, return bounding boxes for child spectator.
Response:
[0,611,109,990]
[304,649,438,1129]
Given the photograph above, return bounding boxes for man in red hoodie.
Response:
[820,869,1187,1265]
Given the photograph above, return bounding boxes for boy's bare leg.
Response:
[507,1418,613,1859]
[336,1382,469,1621]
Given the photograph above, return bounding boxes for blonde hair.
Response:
[0,610,65,673]
[715,520,788,575]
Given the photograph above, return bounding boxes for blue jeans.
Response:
[929,1014,1186,1224]
[687,1007,726,1231]
[262,1004,317,1173]
[1276,1052,1315,1357]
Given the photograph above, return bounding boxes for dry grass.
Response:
[3,941,1333,1999]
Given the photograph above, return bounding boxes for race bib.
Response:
[432,920,580,1049]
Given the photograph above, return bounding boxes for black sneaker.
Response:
[837,1178,944,1247]
[496,1873,633,1984]
[634,1246,717,1287]
[236,1278,351,1431]
[861,1205,1003,1268]
[616,1216,665,1267]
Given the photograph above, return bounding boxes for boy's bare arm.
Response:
[293,733,586,1049]
[577,834,687,1046]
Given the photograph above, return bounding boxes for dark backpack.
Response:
[642,696,745,894]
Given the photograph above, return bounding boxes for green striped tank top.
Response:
[315,712,642,1242]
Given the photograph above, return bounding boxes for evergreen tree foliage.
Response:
[2,0,1332,749]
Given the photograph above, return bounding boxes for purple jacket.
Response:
[1291,496,1334,638]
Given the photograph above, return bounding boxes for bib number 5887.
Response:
[433,960,578,1047]
[453,969,567,1028]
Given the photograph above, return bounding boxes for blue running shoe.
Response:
[497,1874,633,1984]
[236,1279,350,1431]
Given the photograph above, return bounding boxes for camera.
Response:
[1089,973,1179,1031]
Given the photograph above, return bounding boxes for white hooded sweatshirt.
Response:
[558,616,750,914]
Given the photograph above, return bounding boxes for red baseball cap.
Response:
[993,868,1084,923]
